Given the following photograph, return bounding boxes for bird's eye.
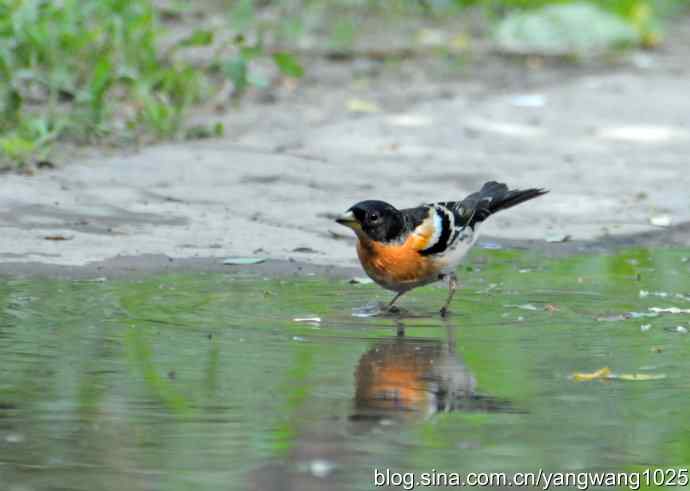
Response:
[369,212,380,222]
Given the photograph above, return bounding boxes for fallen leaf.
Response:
[44,235,72,241]
[223,257,266,265]
[571,367,611,382]
[572,367,667,382]
[346,98,380,113]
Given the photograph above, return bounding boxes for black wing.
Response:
[400,182,548,257]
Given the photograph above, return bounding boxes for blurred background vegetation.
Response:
[0,0,687,169]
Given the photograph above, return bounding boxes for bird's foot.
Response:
[440,306,451,318]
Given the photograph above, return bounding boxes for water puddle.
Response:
[0,247,689,489]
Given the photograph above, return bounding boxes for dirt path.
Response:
[1,22,689,275]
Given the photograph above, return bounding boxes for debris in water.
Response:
[292,336,305,342]
[298,459,336,478]
[571,367,610,382]
[676,326,688,334]
[293,317,321,325]
[608,373,667,381]
[545,304,560,313]
[649,307,690,314]
[640,290,690,302]
[640,324,651,332]
[597,312,658,322]
[572,367,666,382]
[479,241,502,250]
[506,303,539,311]
[5,433,25,444]
[349,277,374,285]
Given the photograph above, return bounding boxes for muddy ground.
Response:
[1,19,689,279]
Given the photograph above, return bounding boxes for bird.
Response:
[335,181,548,316]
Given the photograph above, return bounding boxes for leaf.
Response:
[272,52,304,78]
[346,98,380,114]
[230,0,254,31]
[223,58,248,94]
[44,235,72,241]
[494,3,640,56]
[177,29,214,47]
[571,367,667,382]
[240,45,263,60]
[223,257,266,265]
[571,367,610,382]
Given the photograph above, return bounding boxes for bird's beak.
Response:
[335,210,360,229]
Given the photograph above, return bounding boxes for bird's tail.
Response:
[467,181,548,226]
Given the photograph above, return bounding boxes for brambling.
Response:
[336,181,547,316]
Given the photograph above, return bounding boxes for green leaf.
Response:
[223,58,249,94]
[230,0,254,31]
[272,52,304,78]
[177,29,214,48]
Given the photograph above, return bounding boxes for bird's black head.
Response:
[335,200,404,243]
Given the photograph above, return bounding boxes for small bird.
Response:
[336,181,548,316]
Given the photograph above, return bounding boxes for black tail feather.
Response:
[465,181,548,227]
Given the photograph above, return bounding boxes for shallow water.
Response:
[1,248,690,490]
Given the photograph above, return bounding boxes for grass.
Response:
[0,0,208,165]
[0,0,687,169]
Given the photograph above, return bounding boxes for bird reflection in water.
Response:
[351,322,512,428]
[248,323,513,491]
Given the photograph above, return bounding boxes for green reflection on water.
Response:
[1,247,690,490]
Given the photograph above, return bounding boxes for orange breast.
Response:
[356,234,441,290]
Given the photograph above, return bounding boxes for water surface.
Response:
[1,248,689,490]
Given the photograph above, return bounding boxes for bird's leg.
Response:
[440,273,458,317]
[386,291,405,313]
[395,320,405,337]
